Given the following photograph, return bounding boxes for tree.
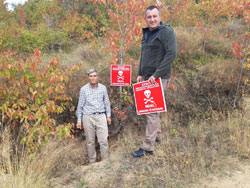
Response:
[90,0,156,110]
[230,0,250,106]
[0,0,9,21]
[0,50,79,152]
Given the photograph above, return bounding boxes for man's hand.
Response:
[137,76,143,83]
[76,122,83,129]
[107,117,112,125]
[148,76,156,84]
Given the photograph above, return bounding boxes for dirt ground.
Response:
[196,158,250,188]
[51,153,250,188]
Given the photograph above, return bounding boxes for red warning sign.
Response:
[111,65,131,86]
[133,78,167,115]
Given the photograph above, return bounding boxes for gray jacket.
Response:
[138,22,177,80]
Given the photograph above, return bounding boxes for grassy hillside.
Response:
[1,17,249,187]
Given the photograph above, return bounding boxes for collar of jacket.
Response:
[142,21,166,34]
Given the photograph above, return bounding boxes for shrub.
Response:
[0,50,79,152]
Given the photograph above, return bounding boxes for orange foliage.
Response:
[59,12,96,40]
[90,0,155,65]
[0,50,79,152]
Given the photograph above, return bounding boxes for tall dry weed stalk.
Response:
[226,98,250,158]
[0,128,77,188]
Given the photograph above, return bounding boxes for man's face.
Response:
[145,8,161,31]
[88,72,98,85]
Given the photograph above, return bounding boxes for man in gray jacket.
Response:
[132,5,177,158]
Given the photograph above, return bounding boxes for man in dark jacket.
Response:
[132,5,177,158]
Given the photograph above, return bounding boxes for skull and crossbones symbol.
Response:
[144,90,154,104]
[117,71,124,80]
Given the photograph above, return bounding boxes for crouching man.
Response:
[76,69,112,163]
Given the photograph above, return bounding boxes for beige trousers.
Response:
[141,78,170,151]
[82,114,108,163]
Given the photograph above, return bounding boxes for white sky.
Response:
[5,0,28,10]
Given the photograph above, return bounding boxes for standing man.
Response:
[76,69,112,163]
[132,5,177,158]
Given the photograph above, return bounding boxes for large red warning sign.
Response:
[133,78,167,115]
[111,65,131,86]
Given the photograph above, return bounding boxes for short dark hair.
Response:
[145,5,160,15]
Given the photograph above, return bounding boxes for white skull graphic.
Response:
[118,71,123,76]
[144,90,151,99]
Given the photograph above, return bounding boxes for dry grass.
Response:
[175,24,233,68]
[0,128,50,188]
[218,19,245,40]
[59,43,105,69]
[175,27,203,57]
[48,95,249,188]
[164,56,241,127]
[51,102,249,188]
[0,128,88,188]
[198,58,239,90]
[1,106,249,188]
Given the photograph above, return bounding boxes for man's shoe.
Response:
[132,148,144,158]
[145,150,154,155]
[155,138,161,144]
[132,148,153,158]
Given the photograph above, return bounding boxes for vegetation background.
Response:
[0,0,249,187]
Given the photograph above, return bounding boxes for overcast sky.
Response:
[5,0,28,10]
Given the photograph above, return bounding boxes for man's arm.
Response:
[76,122,83,129]
[137,40,144,83]
[137,54,143,83]
[76,87,85,124]
[106,117,112,125]
[103,87,112,125]
[153,28,177,79]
